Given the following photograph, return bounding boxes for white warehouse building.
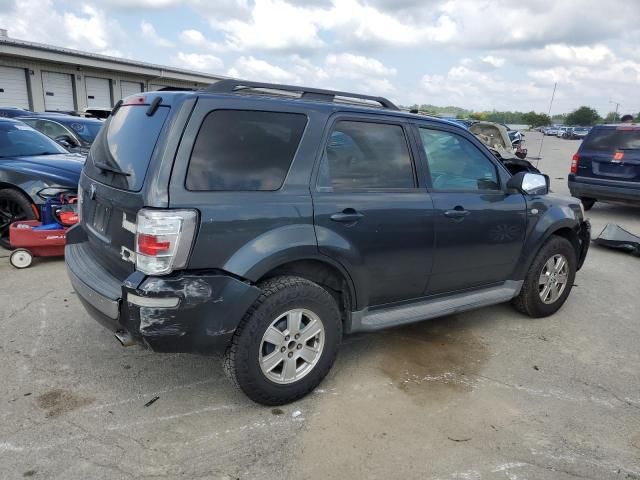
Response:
[0,30,226,113]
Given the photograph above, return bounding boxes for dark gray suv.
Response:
[66,80,590,405]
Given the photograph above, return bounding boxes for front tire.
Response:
[0,189,37,250]
[512,236,577,318]
[223,276,342,405]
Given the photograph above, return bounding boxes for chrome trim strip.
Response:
[127,293,179,308]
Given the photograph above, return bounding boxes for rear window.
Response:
[85,105,170,191]
[68,120,103,143]
[582,127,640,153]
[186,110,307,191]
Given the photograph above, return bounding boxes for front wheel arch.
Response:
[0,184,39,213]
[0,187,39,249]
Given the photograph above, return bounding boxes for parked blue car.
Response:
[20,114,103,155]
[0,118,83,248]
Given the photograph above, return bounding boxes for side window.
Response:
[186,110,307,191]
[419,128,500,191]
[40,120,71,140]
[318,120,415,190]
[20,119,38,129]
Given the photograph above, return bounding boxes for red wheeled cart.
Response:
[8,193,78,269]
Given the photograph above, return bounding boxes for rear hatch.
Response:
[575,125,640,182]
[79,94,173,279]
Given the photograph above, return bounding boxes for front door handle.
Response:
[444,207,470,219]
[330,209,364,223]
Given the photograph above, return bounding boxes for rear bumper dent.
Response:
[66,242,261,354]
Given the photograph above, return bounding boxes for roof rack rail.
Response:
[204,79,399,110]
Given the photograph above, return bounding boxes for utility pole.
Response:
[532,82,557,164]
[609,100,621,118]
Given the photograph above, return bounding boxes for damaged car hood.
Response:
[469,122,514,157]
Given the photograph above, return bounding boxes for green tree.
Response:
[565,106,600,126]
[522,111,551,128]
[605,111,620,122]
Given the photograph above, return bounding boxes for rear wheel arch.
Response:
[257,258,356,324]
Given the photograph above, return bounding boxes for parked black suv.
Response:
[568,123,640,210]
[66,80,590,405]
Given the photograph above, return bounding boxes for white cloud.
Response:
[420,63,548,111]
[325,53,397,78]
[172,52,224,71]
[0,0,125,56]
[104,0,180,8]
[525,44,615,66]
[227,56,301,83]
[179,29,222,51]
[321,0,457,48]
[481,56,505,68]
[217,0,325,51]
[141,20,174,47]
[289,55,330,84]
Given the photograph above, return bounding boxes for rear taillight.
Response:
[613,151,625,162]
[570,153,580,174]
[135,209,198,275]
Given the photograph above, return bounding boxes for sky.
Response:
[1,0,639,116]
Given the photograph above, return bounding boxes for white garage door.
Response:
[0,66,30,109]
[85,76,111,108]
[120,80,142,99]
[148,83,168,91]
[42,71,74,111]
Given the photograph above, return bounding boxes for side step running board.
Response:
[349,280,523,333]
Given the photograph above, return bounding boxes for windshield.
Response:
[0,122,67,157]
[67,120,103,143]
[582,128,640,152]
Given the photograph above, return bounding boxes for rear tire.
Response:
[0,189,37,250]
[512,236,577,318]
[580,197,596,211]
[223,276,342,405]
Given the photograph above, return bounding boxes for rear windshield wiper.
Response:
[93,161,131,176]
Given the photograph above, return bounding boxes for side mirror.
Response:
[507,172,549,195]
[54,135,77,149]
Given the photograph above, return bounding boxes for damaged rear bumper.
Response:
[65,242,261,354]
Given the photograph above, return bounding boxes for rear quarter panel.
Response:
[167,95,331,281]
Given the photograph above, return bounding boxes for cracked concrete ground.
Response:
[1,132,639,479]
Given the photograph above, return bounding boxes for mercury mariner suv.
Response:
[66,80,590,405]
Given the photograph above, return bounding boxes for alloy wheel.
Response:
[259,308,325,385]
[538,253,569,304]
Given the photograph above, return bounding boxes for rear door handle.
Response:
[330,209,364,223]
[444,207,470,219]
